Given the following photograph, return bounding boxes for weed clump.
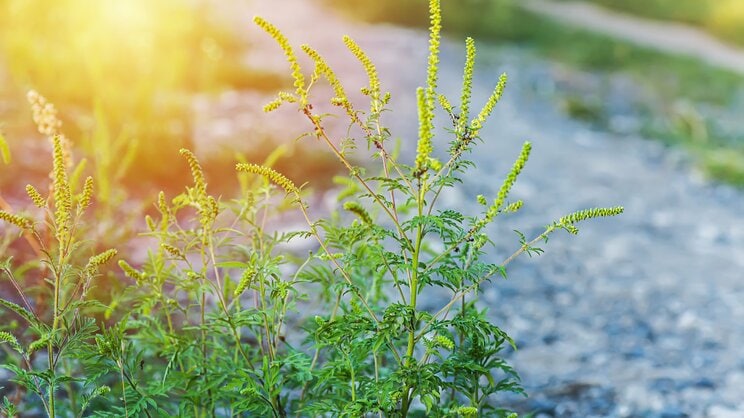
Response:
[0,1,622,416]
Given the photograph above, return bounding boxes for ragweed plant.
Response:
[0,95,115,418]
[105,150,315,417]
[247,0,623,415]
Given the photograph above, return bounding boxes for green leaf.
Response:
[1,396,18,417]
[0,331,23,354]
[0,299,38,326]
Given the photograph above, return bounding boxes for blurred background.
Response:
[1,0,743,415]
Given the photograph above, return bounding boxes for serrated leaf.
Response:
[0,331,23,354]
[0,299,38,326]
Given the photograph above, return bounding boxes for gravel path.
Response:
[201,1,744,416]
[520,0,744,75]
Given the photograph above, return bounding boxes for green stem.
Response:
[64,358,78,416]
[48,265,63,418]
[118,354,153,418]
[348,353,356,402]
[199,290,212,415]
[400,182,426,416]
[48,343,55,418]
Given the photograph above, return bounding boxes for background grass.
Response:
[562,0,744,46]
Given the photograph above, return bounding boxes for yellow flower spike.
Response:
[302,45,352,111]
[78,176,94,209]
[0,210,33,230]
[234,266,257,297]
[558,206,625,225]
[236,163,298,194]
[52,135,72,244]
[458,37,476,135]
[343,201,373,225]
[118,260,144,281]
[412,0,442,176]
[263,97,283,113]
[470,72,508,134]
[434,335,454,350]
[27,90,62,137]
[207,195,219,224]
[254,16,307,106]
[557,206,624,234]
[426,0,442,99]
[278,91,297,103]
[492,141,531,214]
[157,191,170,229]
[26,184,46,208]
[503,200,523,214]
[472,142,531,232]
[437,94,453,114]
[161,243,185,259]
[178,149,214,229]
[179,149,207,201]
[342,35,380,101]
[145,215,156,232]
[414,87,433,175]
[86,249,118,272]
[263,92,298,113]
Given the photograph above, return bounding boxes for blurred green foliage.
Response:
[571,0,744,46]
[0,0,285,192]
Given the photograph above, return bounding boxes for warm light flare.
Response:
[708,0,744,43]
[0,0,253,189]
